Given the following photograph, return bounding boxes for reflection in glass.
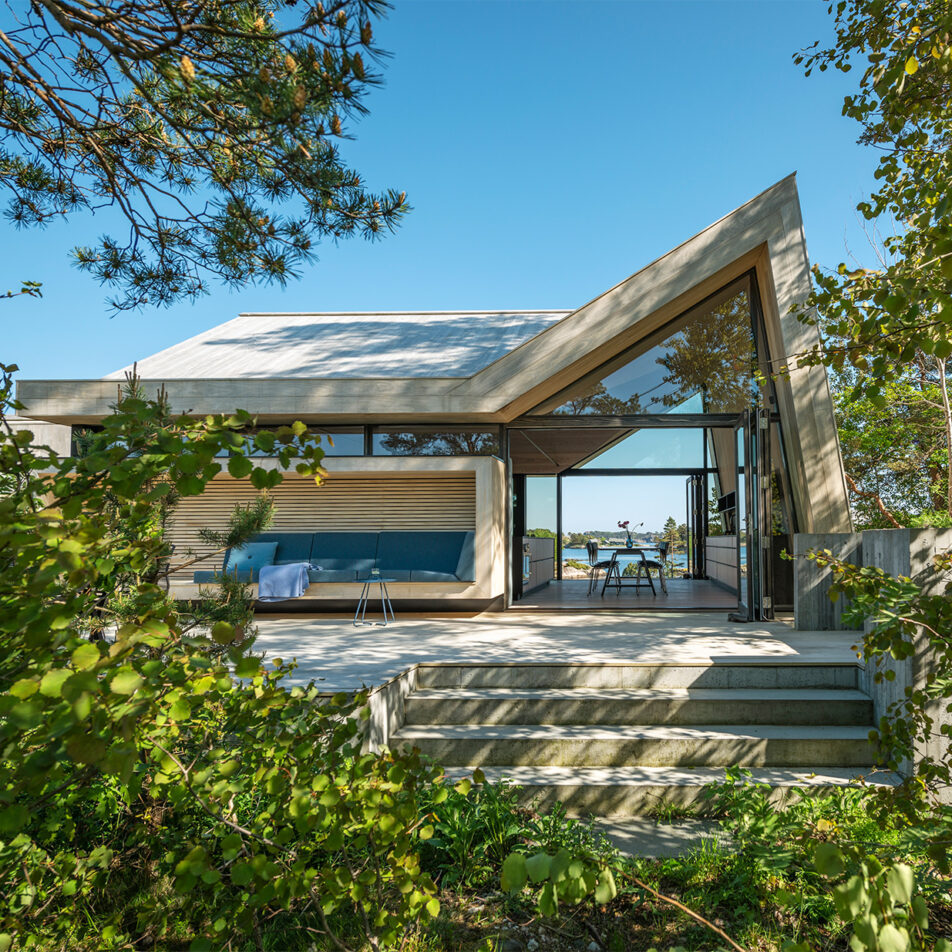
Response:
[535,284,757,415]
[373,428,499,457]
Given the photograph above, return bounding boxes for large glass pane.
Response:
[575,427,704,469]
[373,427,499,456]
[533,280,757,415]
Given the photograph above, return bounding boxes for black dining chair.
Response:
[637,541,669,594]
[585,540,615,595]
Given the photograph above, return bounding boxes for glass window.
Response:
[575,427,704,469]
[314,430,364,456]
[532,280,757,415]
[373,427,500,457]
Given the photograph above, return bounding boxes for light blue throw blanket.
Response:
[257,562,310,602]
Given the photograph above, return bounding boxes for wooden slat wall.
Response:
[167,473,476,581]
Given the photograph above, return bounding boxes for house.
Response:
[15,175,850,620]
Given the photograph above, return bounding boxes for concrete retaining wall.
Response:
[795,528,952,781]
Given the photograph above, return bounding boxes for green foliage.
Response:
[795,0,952,395]
[0,362,445,949]
[831,361,952,526]
[0,1,408,311]
[795,1,952,522]
[806,548,952,816]
[701,768,950,952]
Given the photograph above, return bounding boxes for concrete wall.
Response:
[795,528,952,779]
[6,416,71,456]
[794,532,863,631]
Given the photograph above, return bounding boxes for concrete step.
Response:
[404,687,873,726]
[439,765,901,817]
[414,662,859,691]
[393,723,876,768]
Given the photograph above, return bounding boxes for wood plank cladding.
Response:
[167,473,476,582]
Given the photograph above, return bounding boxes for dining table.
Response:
[600,545,664,596]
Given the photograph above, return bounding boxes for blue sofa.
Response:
[193,530,476,586]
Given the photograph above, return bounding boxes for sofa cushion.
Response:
[376,531,470,574]
[253,531,313,564]
[410,569,460,582]
[226,542,277,574]
[308,568,358,582]
[310,532,378,563]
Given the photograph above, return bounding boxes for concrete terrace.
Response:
[252,610,864,692]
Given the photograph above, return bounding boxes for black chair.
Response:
[585,540,615,595]
[637,541,669,594]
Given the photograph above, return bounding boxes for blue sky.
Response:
[3,1,876,531]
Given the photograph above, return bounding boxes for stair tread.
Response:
[394,723,875,740]
[407,688,871,701]
[440,765,901,786]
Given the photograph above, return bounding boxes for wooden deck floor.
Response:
[515,579,738,612]
[252,611,862,691]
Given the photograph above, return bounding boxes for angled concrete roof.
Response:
[104,311,570,380]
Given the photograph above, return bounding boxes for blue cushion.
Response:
[410,570,459,582]
[310,532,379,563]
[253,532,312,563]
[226,541,277,574]
[377,531,468,574]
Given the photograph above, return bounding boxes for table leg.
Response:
[354,581,368,626]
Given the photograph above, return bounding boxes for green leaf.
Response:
[9,678,38,699]
[211,621,235,645]
[815,842,846,877]
[227,455,253,479]
[177,475,205,495]
[885,864,914,905]
[110,667,144,695]
[231,862,254,886]
[500,853,527,893]
[834,875,868,920]
[169,698,191,721]
[66,733,107,764]
[525,852,552,884]
[877,924,909,952]
[425,897,440,917]
[234,656,260,678]
[538,880,558,916]
[453,778,471,796]
[595,868,617,904]
[911,894,929,929]
[71,641,101,670]
[0,933,13,952]
[0,806,29,833]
